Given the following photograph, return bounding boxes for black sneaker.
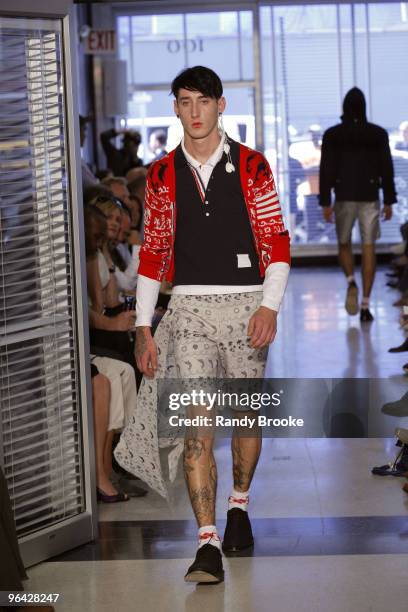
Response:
[360,308,374,322]
[184,544,224,584]
[222,508,254,552]
[372,440,408,476]
[382,392,408,417]
[389,338,408,353]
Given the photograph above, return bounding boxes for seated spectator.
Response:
[110,205,140,295]
[127,169,147,206]
[100,128,142,176]
[127,169,147,236]
[91,366,129,502]
[95,169,113,181]
[128,194,143,241]
[126,166,147,185]
[85,206,145,498]
[101,175,132,207]
[84,184,111,205]
[84,203,136,368]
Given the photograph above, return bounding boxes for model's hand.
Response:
[135,326,158,378]
[247,307,277,348]
[382,205,393,221]
[323,207,334,223]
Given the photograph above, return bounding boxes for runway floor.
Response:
[27,267,408,611]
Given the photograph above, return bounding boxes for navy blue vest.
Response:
[173,140,262,286]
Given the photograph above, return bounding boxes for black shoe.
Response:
[121,482,148,497]
[388,338,408,353]
[403,363,408,374]
[184,544,224,584]
[372,440,408,476]
[112,453,141,481]
[222,508,254,552]
[360,308,374,322]
[382,392,408,417]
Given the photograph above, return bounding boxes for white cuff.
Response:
[261,262,290,313]
[136,274,161,327]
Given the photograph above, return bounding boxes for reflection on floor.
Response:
[26,267,408,612]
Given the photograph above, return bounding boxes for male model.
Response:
[134,66,290,583]
[319,87,396,321]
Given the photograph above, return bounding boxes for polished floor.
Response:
[27,267,408,611]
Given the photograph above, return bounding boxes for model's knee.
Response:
[184,438,213,461]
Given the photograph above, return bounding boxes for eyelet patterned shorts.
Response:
[169,292,267,379]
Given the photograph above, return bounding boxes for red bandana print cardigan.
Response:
[138,142,291,282]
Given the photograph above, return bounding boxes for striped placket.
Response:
[187,163,211,217]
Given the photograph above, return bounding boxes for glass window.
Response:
[186,12,240,80]
[261,2,408,246]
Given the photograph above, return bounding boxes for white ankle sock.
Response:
[228,488,249,512]
[198,525,221,550]
[346,275,355,284]
[362,297,370,308]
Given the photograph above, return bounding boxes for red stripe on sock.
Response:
[229,496,249,504]
[199,532,220,541]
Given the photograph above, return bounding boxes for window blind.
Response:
[0,19,85,537]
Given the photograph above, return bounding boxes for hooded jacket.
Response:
[319,87,397,207]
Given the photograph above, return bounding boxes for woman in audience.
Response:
[85,205,146,498]
[110,204,140,296]
[85,200,136,368]
[91,365,129,502]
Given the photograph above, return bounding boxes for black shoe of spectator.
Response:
[222,508,254,552]
[112,455,140,481]
[388,339,408,353]
[184,544,224,583]
[371,440,408,476]
[382,392,408,417]
[360,308,374,322]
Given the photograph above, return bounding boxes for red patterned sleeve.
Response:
[249,152,290,266]
[138,160,174,281]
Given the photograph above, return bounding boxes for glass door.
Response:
[260,2,408,248]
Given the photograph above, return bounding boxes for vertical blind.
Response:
[0,19,85,537]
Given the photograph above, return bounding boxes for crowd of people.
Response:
[81,121,170,503]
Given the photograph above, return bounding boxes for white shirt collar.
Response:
[181,132,225,169]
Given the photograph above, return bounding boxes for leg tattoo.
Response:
[231,428,262,492]
[183,438,217,526]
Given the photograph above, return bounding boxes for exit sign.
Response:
[85,30,116,55]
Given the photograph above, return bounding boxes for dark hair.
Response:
[128,174,146,195]
[123,130,141,146]
[171,66,223,100]
[83,184,111,204]
[83,204,106,259]
[120,203,132,218]
[154,130,167,146]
